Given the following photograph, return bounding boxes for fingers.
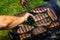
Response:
[29,13,36,21]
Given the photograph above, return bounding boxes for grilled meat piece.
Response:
[12,24,34,34]
[30,7,57,21]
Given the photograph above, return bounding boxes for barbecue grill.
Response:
[8,0,60,40]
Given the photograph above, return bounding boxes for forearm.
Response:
[0,13,30,30]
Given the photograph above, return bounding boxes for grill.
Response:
[8,4,60,40]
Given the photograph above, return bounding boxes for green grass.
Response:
[0,0,46,40]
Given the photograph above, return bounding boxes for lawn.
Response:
[0,0,46,40]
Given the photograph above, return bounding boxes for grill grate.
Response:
[8,5,60,40]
